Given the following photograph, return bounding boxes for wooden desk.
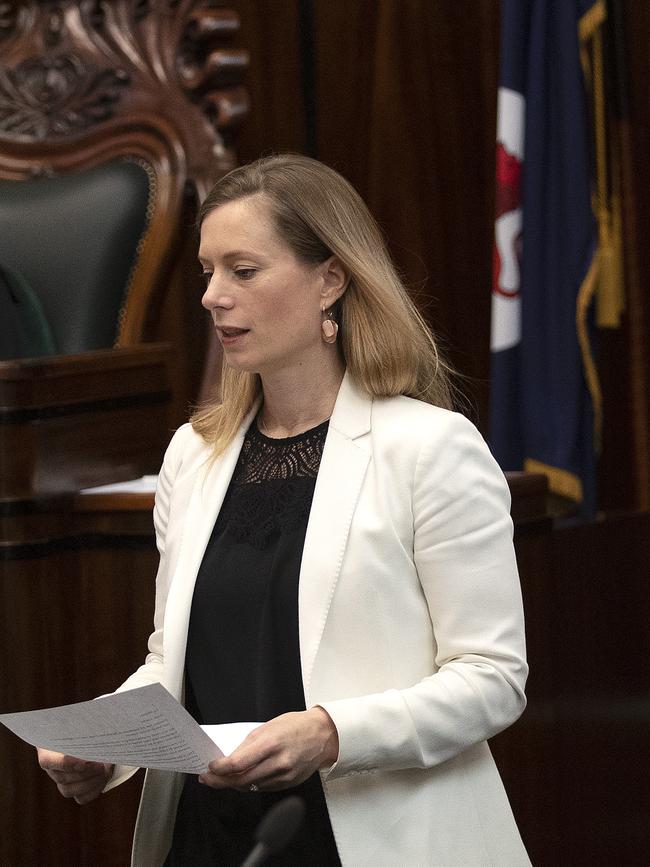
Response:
[0,492,158,867]
[0,346,172,502]
[0,345,172,866]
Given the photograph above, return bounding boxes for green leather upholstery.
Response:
[0,263,58,360]
[0,160,151,356]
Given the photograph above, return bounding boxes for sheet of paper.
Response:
[0,683,244,774]
[202,722,262,756]
[80,475,158,494]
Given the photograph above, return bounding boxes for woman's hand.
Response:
[37,748,114,805]
[199,706,339,792]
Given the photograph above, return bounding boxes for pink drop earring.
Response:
[321,305,339,344]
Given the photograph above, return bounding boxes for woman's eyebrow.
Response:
[198,249,261,264]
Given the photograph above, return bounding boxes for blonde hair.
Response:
[192,153,458,455]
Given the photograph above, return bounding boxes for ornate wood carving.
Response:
[0,56,128,139]
[0,1,18,42]
[0,1,249,193]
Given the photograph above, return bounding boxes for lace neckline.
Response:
[252,417,330,444]
[230,417,329,485]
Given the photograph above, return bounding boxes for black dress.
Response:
[164,419,341,866]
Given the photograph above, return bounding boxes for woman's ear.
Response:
[320,256,349,307]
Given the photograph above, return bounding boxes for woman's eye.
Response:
[234,268,256,280]
[200,271,213,286]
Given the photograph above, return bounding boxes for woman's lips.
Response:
[218,326,249,345]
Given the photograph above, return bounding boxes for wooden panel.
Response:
[598,0,650,511]
[0,345,170,407]
[314,0,499,426]
[228,0,307,161]
[0,543,156,866]
[0,346,172,500]
[492,511,650,866]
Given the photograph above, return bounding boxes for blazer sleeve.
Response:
[103,423,192,792]
[319,412,528,779]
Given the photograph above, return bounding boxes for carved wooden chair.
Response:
[0,0,248,409]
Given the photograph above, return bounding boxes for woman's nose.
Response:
[201,277,234,312]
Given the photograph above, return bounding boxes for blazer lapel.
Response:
[299,373,372,702]
[163,402,260,697]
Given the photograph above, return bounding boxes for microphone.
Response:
[240,795,306,867]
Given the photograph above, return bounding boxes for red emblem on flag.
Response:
[493,142,523,299]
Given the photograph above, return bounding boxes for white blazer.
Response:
[107,371,531,866]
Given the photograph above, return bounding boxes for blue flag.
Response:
[490,0,602,518]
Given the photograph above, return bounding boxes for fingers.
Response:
[199,754,281,792]
[46,764,104,784]
[198,709,334,792]
[204,722,278,779]
[199,748,271,790]
[36,749,112,804]
[38,750,103,780]
[55,769,108,804]
[37,748,80,773]
[209,747,266,778]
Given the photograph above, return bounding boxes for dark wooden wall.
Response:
[599,0,650,512]
[1,541,155,867]
[232,0,499,427]
[492,512,650,866]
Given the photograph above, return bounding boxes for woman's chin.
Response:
[223,353,262,374]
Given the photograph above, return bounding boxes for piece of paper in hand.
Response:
[202,722,262,756]
[0,683,255,774]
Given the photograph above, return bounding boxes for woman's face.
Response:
[198,195,338,377]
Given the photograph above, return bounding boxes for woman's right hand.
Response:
[37,748,113,805]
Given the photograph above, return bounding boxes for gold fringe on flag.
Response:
[576,248,604,453]
[524,458,583,503]
[575,0,626,463]
[581,1,626,328]
[580,0,626,326]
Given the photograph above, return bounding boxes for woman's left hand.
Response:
[199,706,339,792]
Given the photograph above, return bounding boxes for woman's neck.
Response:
[258,356,345,439]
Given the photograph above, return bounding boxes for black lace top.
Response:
[164,418,341,867]
[214,417,329,549]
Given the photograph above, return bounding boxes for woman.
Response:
[39,154,530,866]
